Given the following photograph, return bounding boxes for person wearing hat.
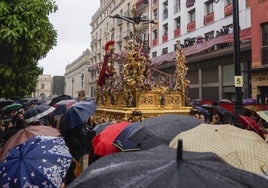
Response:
[77,90,86,102]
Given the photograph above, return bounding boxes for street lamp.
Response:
[72,78,74,98]
[213,0,243,119]
[232,0,243,117]
[81,73,84,88]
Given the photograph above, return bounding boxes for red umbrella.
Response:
[238,115,265,139]
[0,125,60,161]
[92,121,131,156]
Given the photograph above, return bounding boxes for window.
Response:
[163,1,168,20]
[153,8,158,20]
[152,51,157,58]
[162,47,168,54]
[205,1,213,15]
[175,17,181,29]
[153,29,158,39]
[188,9,195,22]
[41,83,45,89]
[174,0,181,13]
[163,23,168,35]
[262,22,268,65]
[225,0,232,6]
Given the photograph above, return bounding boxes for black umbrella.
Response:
[48,94,72,106]
[68,140,268,188]
[129,114,201,150]
[0,99,14,108]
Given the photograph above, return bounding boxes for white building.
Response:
[33,74,52,98]
[149,0,250,57]
[65,49,91,98]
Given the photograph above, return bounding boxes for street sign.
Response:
[234,76,243,87]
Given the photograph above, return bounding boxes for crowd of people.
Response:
[0,91,99,187]
[1,94,268,186]
[190,100,268,142]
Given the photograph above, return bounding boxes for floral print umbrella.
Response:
[0,135,73,188]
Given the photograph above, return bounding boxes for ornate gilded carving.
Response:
[93,6,192,122]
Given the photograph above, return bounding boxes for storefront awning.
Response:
[151,27,251,66]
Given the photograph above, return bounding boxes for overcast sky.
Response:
[38,0,100,76]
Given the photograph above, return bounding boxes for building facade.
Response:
[149,0,252,101]
[33,74,52,98]
[250,0,268,103]
[64,49,91,98]
[87,0,267,103]
[89,0,135,99]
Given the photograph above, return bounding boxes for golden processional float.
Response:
[92,5,192,123]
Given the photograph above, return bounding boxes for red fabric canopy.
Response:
[152,28,251,66]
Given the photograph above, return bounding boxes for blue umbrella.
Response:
[60,100,97,133]
[52,99,77,117]
[195,106,210,117]
[113,122,141,152]
[24,105,55,124]
[0,135,73,188]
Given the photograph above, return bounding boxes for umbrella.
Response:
[129,114,201,150]
[93,121,114,135]
[52,99,77,117]
[238,115,265,139]
[0,99,14,108]
[68,143,268,188]
[204,105,233,124]
[0,135,73,188]
[60,100,97,134]
[24,105,55,124]
[194,106,210,118]
[256,110,268,123]
[243,98,257,105]
[113,122,141,152]
[2,102,22,112]
[169,123,268,175]
[92,121,131,157]
[0,125,60,161]
[48,94,72,106]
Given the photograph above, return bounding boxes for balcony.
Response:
[204,12,214,25]
[162,34,168,43]
[224,4,233,17]
[152,39,158,47]
[187,21,196,32]
[174,29,181,38]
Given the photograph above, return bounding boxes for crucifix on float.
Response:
[109,3,157,44]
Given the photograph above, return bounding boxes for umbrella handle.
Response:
[177,139,183,162]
